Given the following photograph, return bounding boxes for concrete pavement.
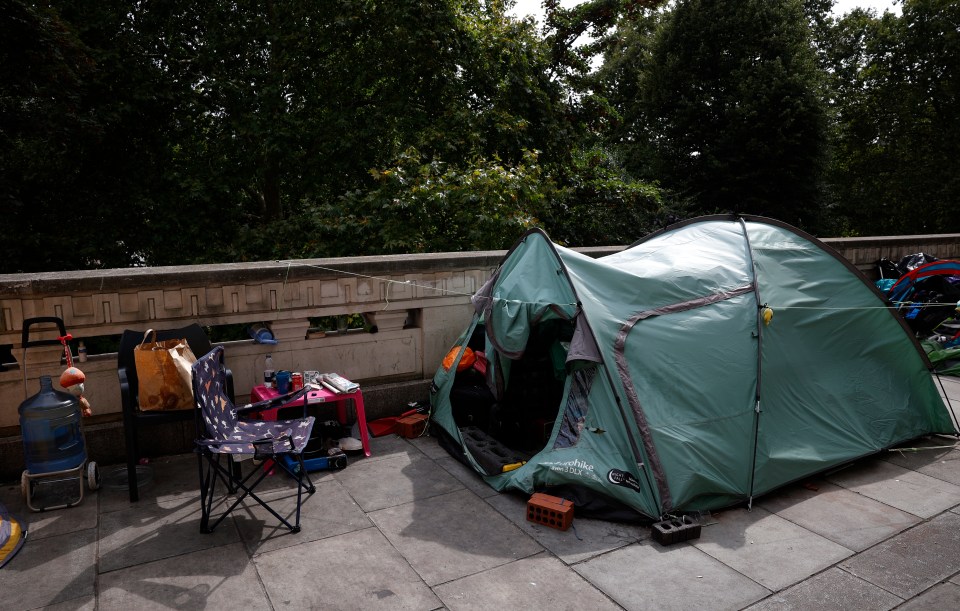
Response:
[2,375,959,610]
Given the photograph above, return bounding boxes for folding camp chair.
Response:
[192,345,316,534]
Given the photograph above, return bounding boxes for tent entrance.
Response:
[449,319,573,475]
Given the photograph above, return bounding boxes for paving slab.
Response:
[934,378,959,429]
[840,510,960,599]
[485,491,648,564]
[575,540,770,611]
[757,479,919,551]
[362,434,422,462]
[254,526,441,610]
[937,375,960,401]
[1,527,96,610]
[435,455,500,498]
[41,594,97,610]
[693,506,852,591]
[884,441,960,487]
[435,551,621,611]
[0,481,99,541]
[98,455,201,513]
[234,478,370,555]
[369,488,543,586]
[97,542,268,610]
[744,567,902,611]
[408,433,450,460]
[335,452,463,512]
[825,459,960,518]
[896,581,960,611]
[98,498,241,573]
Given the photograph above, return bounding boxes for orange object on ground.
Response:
[526,493,574,531]
[397,413,428,438]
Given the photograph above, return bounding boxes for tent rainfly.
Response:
[429,216,959,520]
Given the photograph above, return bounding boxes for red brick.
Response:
[526,492,574,531]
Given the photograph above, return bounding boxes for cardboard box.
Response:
[397,413,428,438]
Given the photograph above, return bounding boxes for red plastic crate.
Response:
[396,413,428,438]
[526,493,574,531]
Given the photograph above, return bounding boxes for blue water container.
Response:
[19,376,86,474]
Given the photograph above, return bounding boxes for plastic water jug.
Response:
[19,376,86,474]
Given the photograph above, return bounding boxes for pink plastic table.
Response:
[249,384,371,457]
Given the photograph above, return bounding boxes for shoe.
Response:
[338,437,363,452]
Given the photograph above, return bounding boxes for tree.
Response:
[0,0,184,271]
[824,0,960,235]
[642,0,828,229]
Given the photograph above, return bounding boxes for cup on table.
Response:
[276,370,292,394]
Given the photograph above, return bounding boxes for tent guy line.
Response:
[274,259,949,312]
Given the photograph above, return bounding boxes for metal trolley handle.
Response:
[21,316,68,348]
[20,316,69,398]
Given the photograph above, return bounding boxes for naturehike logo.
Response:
[607,469,641,492]
[542,458,601,482]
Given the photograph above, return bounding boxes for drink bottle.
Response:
[264,354,275,388]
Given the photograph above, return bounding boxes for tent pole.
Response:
[740,218,764,507]
[598,363,662,515]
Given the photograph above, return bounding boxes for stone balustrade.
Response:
[1,233,958,479]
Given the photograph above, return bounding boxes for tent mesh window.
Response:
[554,368,597,449]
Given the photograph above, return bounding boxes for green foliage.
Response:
[5,0,960,274]
[540,147,675,246]
[332,148,551,254]
[824,0,960,235]
[642,0,828,230]
[0,1,183,271]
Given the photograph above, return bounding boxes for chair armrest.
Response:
[235,387,310,416]
[118,365,135,414]
[224,367,236,404]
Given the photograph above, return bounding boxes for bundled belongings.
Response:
[430,216,958,521]
[876,255,960,337]
[134,329,197,411]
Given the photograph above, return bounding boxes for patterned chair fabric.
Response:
[191,345,316,534]
[193,345,314,456]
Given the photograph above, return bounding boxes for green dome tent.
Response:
[429,216,958,520]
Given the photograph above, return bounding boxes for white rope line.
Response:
[274,259,578,306]
[272,259,958,312]
[779,303,958,310]
[277,259,460,295]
